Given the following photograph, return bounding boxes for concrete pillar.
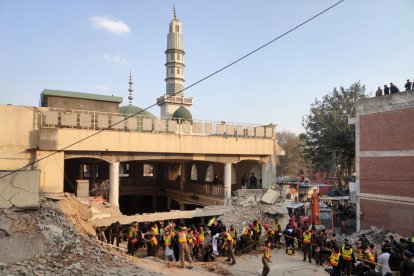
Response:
[261,162,269,189]
[167,198,172,210]
[109,162,120,208]
[180,163,185,191]
[179,203,185,211]
[224,162,232,205]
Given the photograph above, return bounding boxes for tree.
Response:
[301,82,367,178]
[276,131,306,177]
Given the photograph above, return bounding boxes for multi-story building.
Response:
[0,11,281,214]
[351,90,414,236]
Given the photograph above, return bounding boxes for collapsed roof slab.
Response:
[92,205,234,227]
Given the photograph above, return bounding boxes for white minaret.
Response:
[157,6,193,118]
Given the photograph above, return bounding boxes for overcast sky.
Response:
[1,0,413,133]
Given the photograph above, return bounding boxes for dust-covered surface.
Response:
[0,195,221,276]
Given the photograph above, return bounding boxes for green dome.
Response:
[119,104,156,118]
[172,106,192,122]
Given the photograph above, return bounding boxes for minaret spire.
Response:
[173,4,176,19]
[128,70,133,105]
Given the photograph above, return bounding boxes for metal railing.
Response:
[40,107,275,139]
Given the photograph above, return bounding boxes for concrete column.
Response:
[167,198,172,210]
[109,162,120,208]
[224,162,232,205]
[180,162,185,191]
[179,203,185,211]
[261,162,269,189]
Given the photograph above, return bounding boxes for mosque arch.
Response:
[191,164,198,181]
[250,164,261,180]
[205,164,214,182]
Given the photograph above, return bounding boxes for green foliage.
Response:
[301,82,367,174]
[276,131,306,177]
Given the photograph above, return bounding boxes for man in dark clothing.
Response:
[390,82,400,93]
[384,84,390,95]
[109,221,121,247]
[405,79,412,91]
[359,234,370,250]
[400,251,414,276]
[240,173,248,189]
[249,173,257,189]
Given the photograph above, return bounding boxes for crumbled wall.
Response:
[0,170,39,208]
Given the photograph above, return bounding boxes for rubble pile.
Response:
[341,225,405,247]
[0,195,218,276]
[218,189,289,234]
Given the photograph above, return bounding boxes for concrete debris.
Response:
[218,190,289,234]
[340,225,406,248]
[260,188,279,205]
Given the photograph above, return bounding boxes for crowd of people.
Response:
[375,79,413,97]
[96,216,414,276]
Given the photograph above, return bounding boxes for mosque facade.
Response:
[0,11,281,213]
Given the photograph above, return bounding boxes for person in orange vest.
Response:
[364,243,377,270]
[262,240,272,276]
[329,246,342,276]
[177,227,193,269]
[340,241,355,276]
[221,232,236,265]
[302,228,312,263]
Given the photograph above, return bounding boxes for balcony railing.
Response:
[183,182,224,198]
[40,107,275,139]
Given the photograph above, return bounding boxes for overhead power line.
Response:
[0,0,345,180]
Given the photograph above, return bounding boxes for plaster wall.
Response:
[45,96,119,113]
[0,170,39,208]
[34,151,64,193]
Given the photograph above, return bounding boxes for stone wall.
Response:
[0,170,39,208]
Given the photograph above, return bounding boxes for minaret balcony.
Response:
[157,95,193,105]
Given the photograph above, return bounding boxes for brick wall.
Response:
[360,156,414,196]
[360,199,414,237]
[360,108,414,151]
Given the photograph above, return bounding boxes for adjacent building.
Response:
[352,90,414,236]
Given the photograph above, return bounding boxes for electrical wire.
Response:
[0,0,346,181]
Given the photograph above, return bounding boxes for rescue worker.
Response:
[262,240,272,276]
[329,247,342,276]
[187,228,195,260]
[302,228,312,263]
[177,227,193,269]
[354,242,371,275]
[274,219,281,247]
[194,226,205,260]
[284,219,296,255]
[162,227,175,262]
[221,232,236,265]
[263,224,273,248]
[252,220,261,250]
[109,221,121,247]
[127,223,138,255]
[341,241,355,276]
[229,225,237,241]
[364,243,377,270]
[240,228,253,254]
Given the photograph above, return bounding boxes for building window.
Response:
[175,25,179,32]
[143,164,153,177]
[205,164,214,182]
[191,164,198,181]
[82,164,90,178]
[120,163,130,177]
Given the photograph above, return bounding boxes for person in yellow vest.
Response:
[187,228,194,260]
[274,219,281,247]
[195,227,205,260]
[262,240,272,276]
[229,225,238,240]
[341,241,355,276]
[177,227,193,269]
[221,232,236,265]
[252,220,262,250]
[364,243,377,270]
[162,228,175,262]
[127,223,138,256]
[302,228,312,263]
[142,233,158,257]
[329,247,342,276]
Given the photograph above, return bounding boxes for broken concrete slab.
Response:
[261,188,279,204]
[0,171,39,209]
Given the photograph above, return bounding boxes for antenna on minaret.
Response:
[128,70,133,105]
[173,4,176,19]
